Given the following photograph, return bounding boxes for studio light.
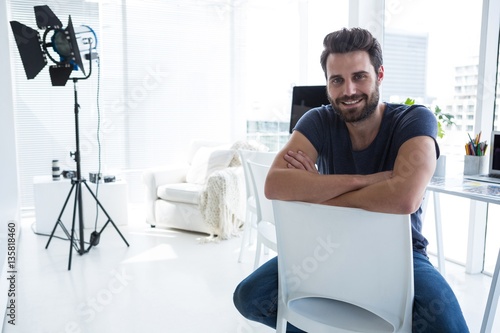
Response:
[10,5,128,270]
[10,5,97,86]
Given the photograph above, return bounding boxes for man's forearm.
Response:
[324,137,437,214]
[322,173,426,214]
[265,168,391,203]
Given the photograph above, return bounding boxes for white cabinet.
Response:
[33,176,128,235]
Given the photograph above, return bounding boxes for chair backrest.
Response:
[247,160,274,224]
[238,150,276,204]
[272,200,414,332]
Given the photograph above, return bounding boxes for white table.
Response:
[33,176,128,235]
[426,177,500,333]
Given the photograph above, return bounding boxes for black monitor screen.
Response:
[289,85,329,133]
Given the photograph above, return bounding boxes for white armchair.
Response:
[142,140,258,238]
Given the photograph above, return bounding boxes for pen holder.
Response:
[434,155,446,177]
[463,155,488,175]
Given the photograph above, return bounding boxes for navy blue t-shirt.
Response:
[294,102,439,255]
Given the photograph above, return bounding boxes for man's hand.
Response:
[284,150,318,173]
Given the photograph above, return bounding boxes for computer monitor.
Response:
[489,131,500,174]
[289,85,329,133]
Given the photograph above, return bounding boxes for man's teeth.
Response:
[343,99,360,105]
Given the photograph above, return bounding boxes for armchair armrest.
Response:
[142,164,189,224]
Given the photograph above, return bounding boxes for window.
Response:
[495,40,500,132]
[10,0,102,208]
[9,0,349,208]
[243,0,349,149]
[9,0,236,207]
[384,0,500,274]
[384,0,484,265]
[484,34,500,273]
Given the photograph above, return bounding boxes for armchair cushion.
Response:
[157,182,203,204]
[185,146,235,184]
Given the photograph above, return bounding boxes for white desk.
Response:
[427,177,500,205]
[426,177,500,333]
[33,176,128,235]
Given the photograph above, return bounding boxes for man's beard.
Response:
[329,86,380,123]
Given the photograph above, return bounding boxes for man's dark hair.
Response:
[320,27,383,78]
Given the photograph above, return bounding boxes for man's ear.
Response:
[377,65,384,83]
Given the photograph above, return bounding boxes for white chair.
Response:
[272,200,414,333]
[247,160,277,270]
[237,150,276,263]
[142,140,237,234]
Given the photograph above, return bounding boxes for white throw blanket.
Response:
[199,166,244,239]
[198,140,269,240]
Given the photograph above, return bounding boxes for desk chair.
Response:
[237,151,276,263]
[247,160,277,270]
[272,200,414,333]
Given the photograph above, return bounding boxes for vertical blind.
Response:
[8,0,348,208]
[9,0,102,208]
[9,0,235,207]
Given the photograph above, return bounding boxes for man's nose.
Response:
[343,80,357,96]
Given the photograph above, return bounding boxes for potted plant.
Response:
[403,98,456,177]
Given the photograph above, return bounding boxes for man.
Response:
[233,27,469,332]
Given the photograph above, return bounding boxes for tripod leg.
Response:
[100,219,129,246]
[76,181,86,254]
[68,182,83,270]
[46,182,76,249]
[83,181,130,248]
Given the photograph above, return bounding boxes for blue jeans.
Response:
[233,251,469,333]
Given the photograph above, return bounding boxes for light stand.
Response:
[10,5,129,270]
[45,75,129,270]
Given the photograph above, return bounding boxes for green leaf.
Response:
[437,122,444,139]
[403,98,415,106]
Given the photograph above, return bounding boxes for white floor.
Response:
[2,204,499,333]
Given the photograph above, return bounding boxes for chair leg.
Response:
[238,211,256,263]
[254,237,262,270]
[247,212,256,245]
[238,222,251,263]
[248,221,254,245]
